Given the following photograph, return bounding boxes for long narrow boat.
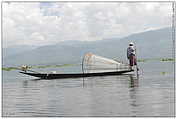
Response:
[20,70,133,79]
[20,53,135,79]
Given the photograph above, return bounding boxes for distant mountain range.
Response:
[3,27,174,66]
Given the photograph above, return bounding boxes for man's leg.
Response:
[129,56,133,70]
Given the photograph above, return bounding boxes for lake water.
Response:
[2,61,175,117]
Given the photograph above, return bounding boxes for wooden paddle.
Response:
[135,45,139,79]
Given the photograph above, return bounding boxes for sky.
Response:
[2,2,173,48]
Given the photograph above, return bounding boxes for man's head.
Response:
[129,42,134,46]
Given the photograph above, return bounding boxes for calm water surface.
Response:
[2,61,175,117]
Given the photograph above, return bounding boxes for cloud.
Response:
[2,2,173,48]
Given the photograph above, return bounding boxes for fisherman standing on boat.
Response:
[127,42,137,70]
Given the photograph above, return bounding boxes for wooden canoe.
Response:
[20,70,133,79]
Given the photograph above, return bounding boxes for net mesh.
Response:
[82,53,130,73]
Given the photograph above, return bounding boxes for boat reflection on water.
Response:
[129,74,139,88]
[128,74,140,116]
[81,73,139,88]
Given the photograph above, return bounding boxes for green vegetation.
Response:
[2,67,19,71]
[160,58,174,62]
[161,71,167,75]
[34,64,77,69]
[137,58,174,63]
[137,59,147,62]
[2,64,77,71]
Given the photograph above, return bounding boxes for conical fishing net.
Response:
[82,53,130,73]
